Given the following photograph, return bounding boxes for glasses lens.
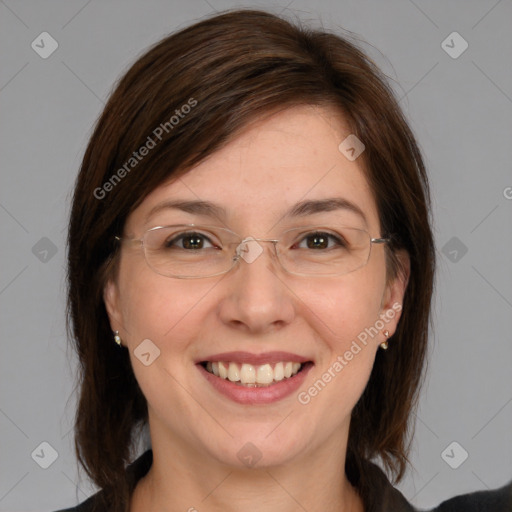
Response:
[278,226,371,276]
[141,225,373,278]
[143,225,237,278]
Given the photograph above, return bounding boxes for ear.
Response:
[379,249,410,335]
[103,277,123,334]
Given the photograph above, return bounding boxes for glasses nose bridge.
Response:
[249,236,280,245]
[232,235,281,268]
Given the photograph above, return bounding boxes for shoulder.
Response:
[52,490,105,512]
[52,491,102,512]
[361,460,512,512]
[430,480,512,512]
[52,449,153,512]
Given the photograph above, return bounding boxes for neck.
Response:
[130,425,364,512]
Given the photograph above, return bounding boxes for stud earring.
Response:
[380,330,390,350]
[113,331,122,347]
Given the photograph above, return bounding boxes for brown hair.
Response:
[67,8,435,511]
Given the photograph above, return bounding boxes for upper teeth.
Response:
[206,361,302,386]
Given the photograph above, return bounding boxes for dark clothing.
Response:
[55,449,512,511]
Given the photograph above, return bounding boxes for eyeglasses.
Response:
[115,224,390,279]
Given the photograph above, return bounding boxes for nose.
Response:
[217,238,296,334]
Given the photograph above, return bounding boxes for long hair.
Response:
[66,8,435,511]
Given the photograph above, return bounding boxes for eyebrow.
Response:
[145,197,368,226]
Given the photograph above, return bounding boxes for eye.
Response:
[294,231,347,250]
[164,231,217,250]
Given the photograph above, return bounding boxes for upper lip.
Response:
[197,351,312,365]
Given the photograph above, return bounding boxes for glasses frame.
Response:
[115,223,391,279]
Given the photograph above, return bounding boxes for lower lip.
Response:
[197,362,314,405]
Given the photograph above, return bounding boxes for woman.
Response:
[57,8,511,512]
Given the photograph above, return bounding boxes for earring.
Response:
[380,330,390,350]
[113,331,122,347]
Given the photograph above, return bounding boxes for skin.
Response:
[104,105,410,512]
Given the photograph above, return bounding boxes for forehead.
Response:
[126,105,380,234]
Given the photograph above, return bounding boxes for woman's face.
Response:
[104,105,408,470]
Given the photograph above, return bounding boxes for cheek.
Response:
[295,265,386,410]
[116,269,212,415]
[304,266,387,350]
[117,261,210,350]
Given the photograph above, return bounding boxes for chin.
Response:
[202,425,309,470]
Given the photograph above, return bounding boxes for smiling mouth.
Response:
[201,361,311,387]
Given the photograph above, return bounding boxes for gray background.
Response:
[1,0,511,511]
